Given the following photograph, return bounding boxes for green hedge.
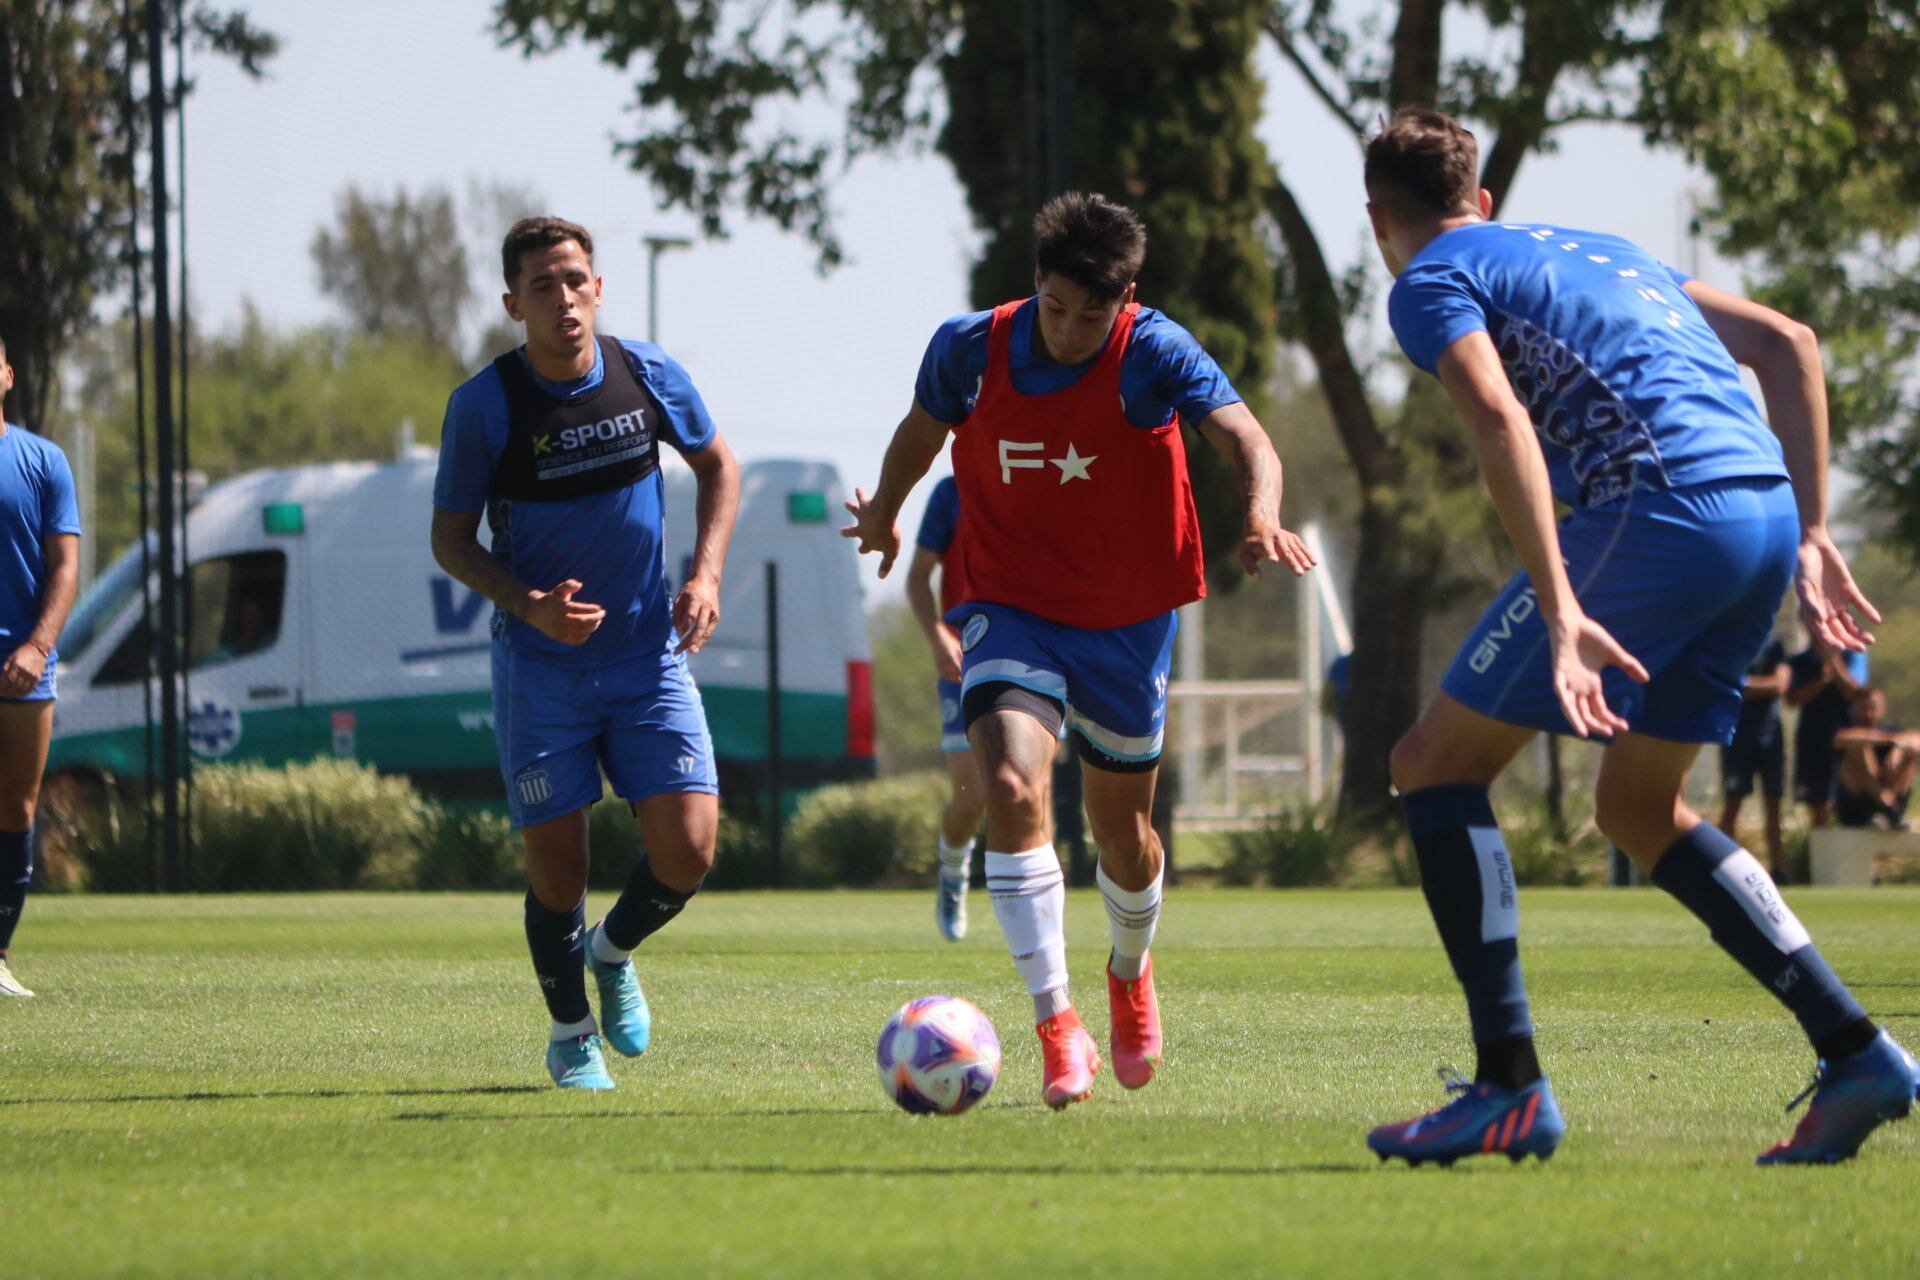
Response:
[788,771,954,887]
[57,760,796,892]
[70,760,430,892]
[1220,802,1355,887]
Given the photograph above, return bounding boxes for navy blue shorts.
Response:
[1442,478,1798,745]
[1721,721,1785,798]
[491,642,717,829]
[1794,737,1840,806]
[948,601,1177,768]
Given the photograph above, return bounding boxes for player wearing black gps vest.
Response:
[432,217,740,1091]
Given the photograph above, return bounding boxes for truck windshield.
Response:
[61,533,156,665]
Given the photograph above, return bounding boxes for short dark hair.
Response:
[1365,108,1480,220]
[501,216,594,288]
[1033,192,1146,302]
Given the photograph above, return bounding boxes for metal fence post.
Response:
[765,561,783,888]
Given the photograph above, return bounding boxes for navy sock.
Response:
[603,855,698,953]
[0,827,30,953]
[1650,824,1873,1056]
[1402,787,1537,1080]
[523,891,590,1025]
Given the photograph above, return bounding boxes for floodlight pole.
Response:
[643,236,694,344]
[145,0,184,890]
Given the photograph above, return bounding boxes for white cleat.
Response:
[0,957,35,998]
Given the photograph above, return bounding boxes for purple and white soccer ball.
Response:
[876,995,1001,1115]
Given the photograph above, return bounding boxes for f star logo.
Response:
[998,439,1098,484]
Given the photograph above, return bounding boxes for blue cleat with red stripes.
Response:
[1368,1069,1565,1167]
[1757,1030,1916,1166]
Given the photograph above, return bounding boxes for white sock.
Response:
[1099,862,1162,982]
[591,925,631,967]
[938,835,974,884]
[987,845,1069,1016]
[551,1014,596,1042]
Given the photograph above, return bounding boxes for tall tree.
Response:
[1644,0,1920,553]
[0,0,273,434]
[493,0,1920,818]
[311,186,472,357]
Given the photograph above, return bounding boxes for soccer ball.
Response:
[876,995,1001,1115]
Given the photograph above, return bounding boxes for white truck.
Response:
[46,456,876,810]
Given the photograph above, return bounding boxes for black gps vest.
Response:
[489,337,661,503]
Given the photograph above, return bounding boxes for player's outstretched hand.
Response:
[1241,517,1317,579]
[523,579,606,647]
[673,575,721,655]
[1796,529,1879,653]
[840,487,902,579]
[0,641,46,697]
[1548,610,1649,739]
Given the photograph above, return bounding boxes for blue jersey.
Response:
[434,340,716,667]
[915,475,960,556]
[1389,222,1788,508]
[0,424,81,658]
[915,299,1241,429]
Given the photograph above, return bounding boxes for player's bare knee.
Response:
[1389,729,1438,794]
[982,758,1044,820]
[0,793,36,831]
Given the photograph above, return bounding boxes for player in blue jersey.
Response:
[432,217,740,1090]
[905,475,984,941]
[1359,109,1911,1166]
[0,336,81,1000]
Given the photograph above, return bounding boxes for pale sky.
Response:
[179,0,1729,600]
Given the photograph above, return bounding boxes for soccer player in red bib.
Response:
[846,194,1315,1107]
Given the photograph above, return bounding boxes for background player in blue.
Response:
[432,218,741,1090]
[0,336,81,1000]
[905,474,984,942]
[1360,109,1909,1167]
[1718,633,1790,876]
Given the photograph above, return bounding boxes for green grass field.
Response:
[6,888,1920,1277]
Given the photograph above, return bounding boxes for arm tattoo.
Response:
[431,507,533,618]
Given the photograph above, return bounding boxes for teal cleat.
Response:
[584,922,652,1057]
[546,1033,616,1090]
[935,873,968,943]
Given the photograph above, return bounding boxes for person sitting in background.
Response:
[1831,688,1920,830]
[1786,636,1869,828]
[1719,634,1789,875]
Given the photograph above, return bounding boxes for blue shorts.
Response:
[948,601,1177,769]
[491,642,717,829]
[1721,717,1785,798]
[936,678,967,753]
[0,656,56,703]
[1443,477,1798,745]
